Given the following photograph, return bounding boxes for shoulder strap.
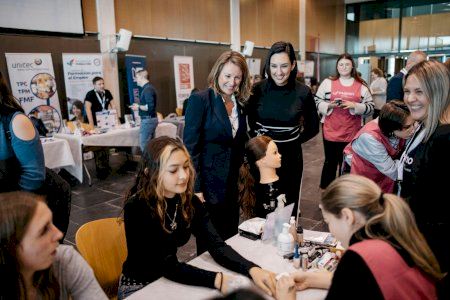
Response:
[1,112,15,141]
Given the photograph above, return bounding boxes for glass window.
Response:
[347,1,450,54]
[401,3,450,51]
[346,3,400,54]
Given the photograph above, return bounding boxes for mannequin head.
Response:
[255,140,281,170]
[238,136,281,218]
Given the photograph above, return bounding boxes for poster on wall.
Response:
[298,60,315,78]
[62,53,103,119]
[5,53,62,133]
[246,58,261,76]
[173,56,194,109]
[125,54,147,105]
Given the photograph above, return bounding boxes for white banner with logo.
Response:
[5,53,62,133]
[173,56,194,108]
[298,60,315,78]
[246,58,261,76]
[62,53,103,118]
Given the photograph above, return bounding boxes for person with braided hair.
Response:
[238,136,284,219]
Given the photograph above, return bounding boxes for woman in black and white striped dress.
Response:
[247,41,319,217]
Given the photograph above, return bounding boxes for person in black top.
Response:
[29,109,48,136]
[239,136,285,219]
[131,69,158,151]
[401,60,450,298]
[84,76,116,127]
[247,41,319,218]
[386,51,426,102]
[118,136,276,299]
[84,76,116,178]
[280,175,442,300]
[181,87,199,116]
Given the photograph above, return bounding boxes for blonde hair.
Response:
[405,60,450,141]
[126,137,195,233]
[321,175,443,281]
[208,51,252,102]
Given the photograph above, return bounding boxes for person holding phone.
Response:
[315,53,374,189]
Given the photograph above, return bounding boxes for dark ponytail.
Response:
[238,136,273,219]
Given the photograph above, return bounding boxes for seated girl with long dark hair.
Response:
[118,137,276,299]
[0,192,107,299]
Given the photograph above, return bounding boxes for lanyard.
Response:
[95,91,107,110]
[396,123,425,196]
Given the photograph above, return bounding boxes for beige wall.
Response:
[82,0,98,32]
[306,0,345,54]
[358,12,450,53]
[240,0,299,48]
[85,0,345,53]
[114,0,230,42]
[402,13,450,50]
[359,18,399,53]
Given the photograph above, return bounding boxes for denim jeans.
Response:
[139,117,158,152]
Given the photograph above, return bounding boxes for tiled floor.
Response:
[63,131,328,261]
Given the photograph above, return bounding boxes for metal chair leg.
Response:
[83,162,92,187]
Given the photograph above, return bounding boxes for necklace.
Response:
[165,202,179,231]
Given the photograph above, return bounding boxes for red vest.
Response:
[349,239,437,300]
[323,79,362,142]
[344,120,405,193]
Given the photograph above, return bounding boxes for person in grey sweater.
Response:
[0,192,107,300]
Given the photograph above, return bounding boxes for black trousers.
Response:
[320,138,348,189]
[276,140,303,218]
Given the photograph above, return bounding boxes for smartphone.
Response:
[334,99,342,106]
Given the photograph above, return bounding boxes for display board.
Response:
[5,53,62,133]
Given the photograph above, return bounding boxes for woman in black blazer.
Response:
[184,51,251,243]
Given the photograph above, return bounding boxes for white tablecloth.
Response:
[128,235,327,300]
[41,137,75,170]
[54,127,140,182]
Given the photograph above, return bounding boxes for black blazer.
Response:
[386,71,404,102]
[183,88,247,205]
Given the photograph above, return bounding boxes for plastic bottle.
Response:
[289,216,297,242]
[277,223,294,256]
[62,119,71,134]
[301,254,308,270]
[273,196,285,244]
[293,243,300,269]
